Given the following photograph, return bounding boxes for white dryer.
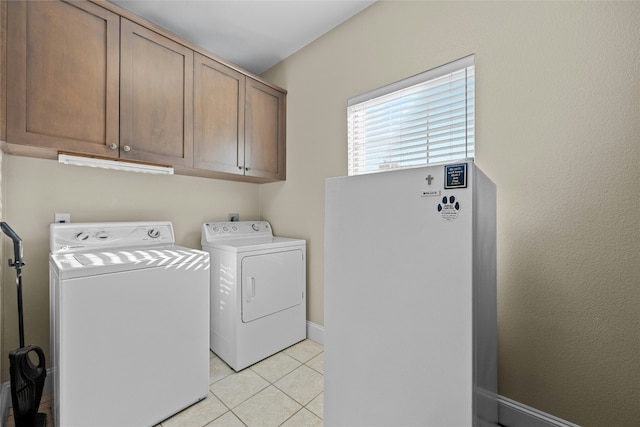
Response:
[201,221,306,371]
[49,222,209,427]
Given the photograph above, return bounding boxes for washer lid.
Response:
[50,245,209,279]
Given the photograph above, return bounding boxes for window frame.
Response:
[347,55,475,176]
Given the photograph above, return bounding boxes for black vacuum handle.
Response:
[1,222,26,348]
[0,222,24,269]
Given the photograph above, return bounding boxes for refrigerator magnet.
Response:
[444,163,468,189]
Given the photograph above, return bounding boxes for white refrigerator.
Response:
[324,161,498,427]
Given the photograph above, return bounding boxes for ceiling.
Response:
[109,0,376,75]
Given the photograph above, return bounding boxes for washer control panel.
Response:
[50,221,174,253]
[202,221,272,242]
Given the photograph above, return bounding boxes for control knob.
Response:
[75,232,90,241]
[148,228,161,238]
[96,231,109,240]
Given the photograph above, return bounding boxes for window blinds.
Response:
[348,56,474,176]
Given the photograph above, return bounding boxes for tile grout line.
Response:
[229,348,324,425]
[202,342,324,426]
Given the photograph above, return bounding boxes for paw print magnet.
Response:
[437,195,461,221]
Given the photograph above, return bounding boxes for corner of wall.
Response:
[0,0,7,393]
[1,0,6,144]
[0,141,4,406]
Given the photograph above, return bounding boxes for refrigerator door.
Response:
[324,164,476,426]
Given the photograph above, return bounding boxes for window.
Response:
[347,55,474,176]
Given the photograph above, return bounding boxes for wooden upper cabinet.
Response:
[193,53,245,175]
[4,0,286,181]
[244,78,286,180]
[6,0,120,156]
[193,58,287,181]
[120,19,193,167]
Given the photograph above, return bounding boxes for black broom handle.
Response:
[1,222,26,348]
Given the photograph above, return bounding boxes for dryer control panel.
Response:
[202,221,272,242]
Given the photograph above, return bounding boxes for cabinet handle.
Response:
[238,166,244,170]
[123,145,131,152]
[109,143,118,150]
[245,167,250,171]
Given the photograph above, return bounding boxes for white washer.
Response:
[49,222,210,427]
[201,221,306,371]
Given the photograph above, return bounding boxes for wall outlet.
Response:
[228,213,239,222]
[54,213,71,223]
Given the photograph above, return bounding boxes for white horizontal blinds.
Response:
[348,56,475,176]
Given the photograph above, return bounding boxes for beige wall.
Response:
[0,155,260,381]
[261,1,640,426]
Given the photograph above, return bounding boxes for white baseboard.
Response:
[498,396,581,427]
[0,382,11,427]
[306,320,324,345]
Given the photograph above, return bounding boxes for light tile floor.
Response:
[5,339,323,427]
[161,339,324,427]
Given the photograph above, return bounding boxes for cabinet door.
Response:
[120,19,193,167]
[193,53,245,174]
[244,79,286,180]
[6,0,119,156]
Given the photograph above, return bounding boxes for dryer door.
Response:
[241,249,304,323]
